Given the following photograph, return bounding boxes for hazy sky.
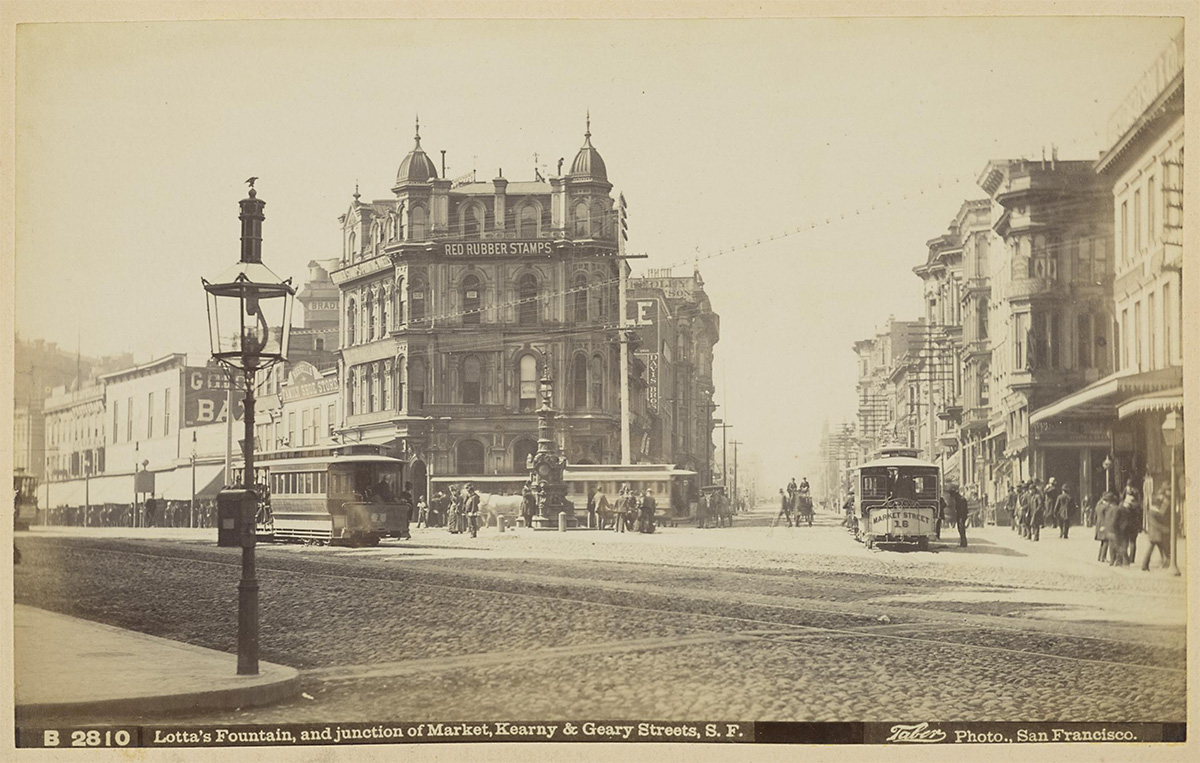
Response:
[13,16,1183,482]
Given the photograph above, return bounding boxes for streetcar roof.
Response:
[857,456,940,470]
[238,454,407,468]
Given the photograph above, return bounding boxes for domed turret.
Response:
[396,117,438,185]
[569,112,607,180]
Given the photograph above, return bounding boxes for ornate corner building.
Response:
[330,120,630,495]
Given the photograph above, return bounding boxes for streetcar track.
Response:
[19,540,1185,676]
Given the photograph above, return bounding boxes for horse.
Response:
[793,493,814,526]
[477,492,526,528]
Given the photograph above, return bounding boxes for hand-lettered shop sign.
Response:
[185,368,246,426]
[867,507,935,537]
[442,241,553,257]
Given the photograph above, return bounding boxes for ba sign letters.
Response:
[185,368,246,426]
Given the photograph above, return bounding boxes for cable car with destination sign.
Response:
[852,446,940,551]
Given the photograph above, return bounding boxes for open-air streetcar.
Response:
[852,446,940,551]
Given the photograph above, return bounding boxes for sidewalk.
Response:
[14,605,300,721]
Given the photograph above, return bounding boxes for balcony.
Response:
[1006,277,1055,300]
[962,407,990,432]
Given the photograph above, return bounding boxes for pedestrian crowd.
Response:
[1007,478,1076,543]
[1091,480,1172,571]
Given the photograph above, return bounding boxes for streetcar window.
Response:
[912,476,937,498]
[304,473,313,494]
[317,472,326,494]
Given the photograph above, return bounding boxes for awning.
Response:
[1118,387,1184,420]
[43,480,85,508]
[158,464,227,501]
[1031,367,1183,424]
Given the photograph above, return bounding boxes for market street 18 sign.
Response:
[443,241,553,257]
[184,367,245,426]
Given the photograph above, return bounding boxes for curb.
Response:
[16,666,300,722]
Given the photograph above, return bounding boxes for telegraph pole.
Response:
[713,421,733,487]
[730,440,742,511]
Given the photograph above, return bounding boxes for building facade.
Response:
[1031,29,1184,515]
[331,121,625,500]
[977,157,1114,500]
[629,267,720,481]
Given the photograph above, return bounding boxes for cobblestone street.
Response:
[14,504,1186,726]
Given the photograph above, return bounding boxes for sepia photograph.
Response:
[3,2,1196,760]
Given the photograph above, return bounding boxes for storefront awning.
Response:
[1031,367,1183,424]
[158,464,228,501]
[1118,387,1184,420]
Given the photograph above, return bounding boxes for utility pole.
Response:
[619,257,631,465]
[731,440,742,511]
[713,420,733,487]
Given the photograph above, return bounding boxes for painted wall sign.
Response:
[442,241,553,257]
[184,368,245,426]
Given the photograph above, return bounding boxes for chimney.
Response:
[493,173,509,231]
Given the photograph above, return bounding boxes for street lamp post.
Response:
[1103,454,1113,494]
[190,431,198,529]
[1161,412,1183,577]
[203,180,295,676]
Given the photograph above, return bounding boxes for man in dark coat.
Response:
[464,484,481,539]
[1054,485,1076,539]
[1094,491,1119,562]
[1121,483,1142,565]
[946,483,968,548]
[521,483,537,529]
[638,490,656,533]
[1141,489,1172,571]
[777,489,794,528]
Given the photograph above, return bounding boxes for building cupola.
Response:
[569,111,607,180]
[395,116,439,185]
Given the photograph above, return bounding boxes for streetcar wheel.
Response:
[918,537,930,552]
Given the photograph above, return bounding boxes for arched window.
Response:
[518,205,539,237]
[411,279,426,324]
[348,231,357,261]
[383,359,394,411]
[573,354,589,409]
[573,201,589,238]
[517,273,538,325]
[365,364,375,413]
[410,206,427,241]
[519,354,539,412]
[365,290,376,342]
[410,357,426,409]
[462,275,482,325]
[463,356,482,404]
[394,277,405,326]
[346,299,357,346]
[380,284,390,335]
[462,204,484,238]
[593,276,607,320]
[573,274,589,322]
[592,202,609,238]
[394,357,405,411]
[457,440,485,475]
[513,438,537,473]
[590,355,604,408]
[348,366,359,416]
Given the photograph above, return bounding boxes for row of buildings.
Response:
[18,122,722,518]
[823,30,1185,520]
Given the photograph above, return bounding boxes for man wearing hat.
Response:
[464,483,481,539]
[946,481,968,548]
[1054,484,1076,539]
